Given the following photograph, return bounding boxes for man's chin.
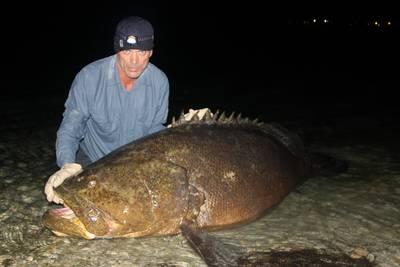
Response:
[126,69,143,79]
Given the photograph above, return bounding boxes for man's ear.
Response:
[149,50,153,57]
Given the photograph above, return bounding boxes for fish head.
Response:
[43,159,189,239]
[42,170,121,239]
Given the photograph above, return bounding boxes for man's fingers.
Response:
[44,163,82,203]
[168,108,214,128]
[197,108,210,119]
[53,194,63,204]
[46,188,54,202]
[46,186,62,204]
[184,110,197,121]
[52,174,65,188]
[44,175,59,202]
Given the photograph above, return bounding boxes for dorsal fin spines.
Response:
[179,110,186,122]
[213,110,220,121]
[168,109,304,160]
[171,116,177,127]
[218,111,227,122]
[227,112,235,122]
[169,109,264,128]
[204,110,213,121]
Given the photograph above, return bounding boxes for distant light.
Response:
[387,21,391,26]
[313,19,317,23]
[323,19,328,23]
[374,21,379,27]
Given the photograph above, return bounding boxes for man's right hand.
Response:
[168,108,214,128]
[44,163,82,204]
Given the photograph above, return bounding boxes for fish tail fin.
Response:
[309,151,348,177]
[180,224,242,267]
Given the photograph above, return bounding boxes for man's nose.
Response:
[129,51,139,64]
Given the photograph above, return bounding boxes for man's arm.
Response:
[148,77,169,134]
[56,109,87,167]
[45,71,90,204]
[56,71,90,167]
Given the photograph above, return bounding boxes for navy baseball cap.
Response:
[114,16,154,52]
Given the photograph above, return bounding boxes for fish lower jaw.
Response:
[51,228,96,239]
[47,206,97,239]
[51,230,69,237]
[81,231,97,239]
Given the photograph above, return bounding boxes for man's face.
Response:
[117,49,153,79]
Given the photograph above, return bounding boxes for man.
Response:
[45,16,169,204]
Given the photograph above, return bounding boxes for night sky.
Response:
[3,2,399,123]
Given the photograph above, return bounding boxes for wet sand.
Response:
[0,94,399,266]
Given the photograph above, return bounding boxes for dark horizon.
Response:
[2,4,399,122]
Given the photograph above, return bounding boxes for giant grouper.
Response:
[43,110,350,266]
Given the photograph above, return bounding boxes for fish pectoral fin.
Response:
[180,223,242,267]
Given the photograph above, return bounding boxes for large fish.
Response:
[43,110,311,240]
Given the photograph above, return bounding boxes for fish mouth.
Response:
[43,205,97,239]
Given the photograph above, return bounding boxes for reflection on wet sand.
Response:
[0,99,399,266]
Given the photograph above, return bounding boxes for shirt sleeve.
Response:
[56,70,90,167]
[148,76,169,134]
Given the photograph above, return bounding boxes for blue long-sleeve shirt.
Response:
[56,55,169,167]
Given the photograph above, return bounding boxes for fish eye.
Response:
[88,180,96,188]
[88,209,100,222]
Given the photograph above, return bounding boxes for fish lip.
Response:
[45,204,97,239]
[48,206,76,218]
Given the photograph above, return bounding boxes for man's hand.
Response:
[168,108,213,128]
[44,163,82,204]
[183,108,213,121]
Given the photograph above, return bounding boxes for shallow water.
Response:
[0,106,399,266]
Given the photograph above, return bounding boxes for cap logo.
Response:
[127,35,137,44]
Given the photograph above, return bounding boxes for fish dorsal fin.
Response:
[169,109,305,159]
[169,109,263,127]
[261,122,306,159]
